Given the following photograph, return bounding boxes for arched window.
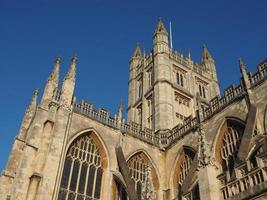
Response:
[58,134,104,200]
[219,122,244,174]
[178,152,194,186]
[173,148,196,200]
[127,152,158,200]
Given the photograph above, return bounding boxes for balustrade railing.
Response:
[73,101,160,146]
[167,117,199,145]
[71,63,267,147]
[204,84,245,119]
[220,166,267,199]
[250,66,267,87]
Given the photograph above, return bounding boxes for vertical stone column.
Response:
[198,165,222,200]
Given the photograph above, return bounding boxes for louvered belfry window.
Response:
[58,135,103,200]
[128,153,155,200]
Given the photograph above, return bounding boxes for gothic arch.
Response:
[66,128,109,169]
[126,149,159,198]
[126,149,159,174]
[171,145,197,199]
[57,129,109,200]
[212,117,245,172]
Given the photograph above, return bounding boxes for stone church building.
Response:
[1,19,267,200]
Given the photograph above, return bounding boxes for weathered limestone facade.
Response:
[1,19,267,200]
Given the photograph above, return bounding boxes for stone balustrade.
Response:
[203,84,245,120]
[70,63,267,148]
[167,116,199,146]
[72,80,245,148]
[220,166,267,199]
[73,99,201,148]
[73,101,161,146]
[249,66,267,87]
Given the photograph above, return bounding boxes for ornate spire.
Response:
[118,98,123,119]
[41,57,60,106]
[239,57,251,90]
[132,42,142,58]
[48,56,60,82]
[27,88,39,112]
[64,55,77,81]
[61,55,77,107]
[154,18,168,35]
[143,48,146,58]
[188,48,191,60]
[201,44,214,64]
[239,57,247,72]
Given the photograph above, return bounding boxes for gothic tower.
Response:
[127,19,220,133]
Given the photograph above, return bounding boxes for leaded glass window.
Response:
[174,148,197,200]
[58,135,103,200]
[177,149,195,196]
[220,126,243,173]
[127,153,156,200]
[178,154,193,186]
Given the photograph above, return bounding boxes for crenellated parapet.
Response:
[72,58,267,150]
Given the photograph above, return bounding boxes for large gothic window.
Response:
[173,147,198,200]
[178,152,193,187]
[127,152,158,200]
[217,121,244,174]
[58,134,104,200]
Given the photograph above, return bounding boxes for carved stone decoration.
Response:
[197,125,218,170]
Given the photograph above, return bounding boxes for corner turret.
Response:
[153,18,169,54]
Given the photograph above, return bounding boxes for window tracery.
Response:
[58,134,103,200]
[127,153,156,200]
[174,148,197,200]
[220,125,243,173]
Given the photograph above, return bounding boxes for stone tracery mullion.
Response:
[57,134,103,200]
[127,153,156,200]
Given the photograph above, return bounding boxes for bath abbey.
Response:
[1,19,267,200]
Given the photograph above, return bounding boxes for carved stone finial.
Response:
[33,88,39,96]
[239,57,247,71]
[154,18,168,35]
[201,44,213,64]
[188,48,191,60]
[71,55,78,64]
[55,56,61,64]
[132,43,142,58]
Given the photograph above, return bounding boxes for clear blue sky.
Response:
[0,0,266,171]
